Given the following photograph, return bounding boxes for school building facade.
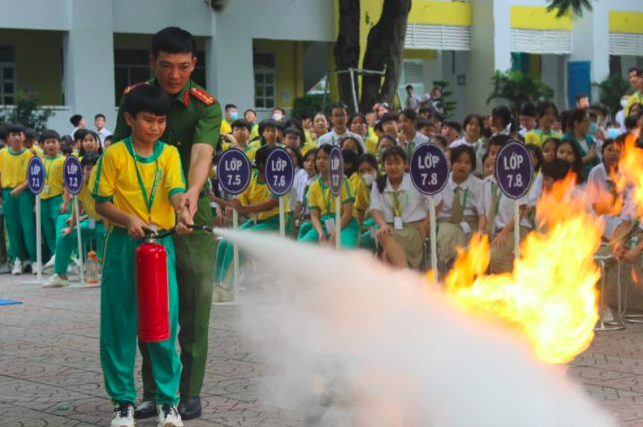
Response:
[0,0,642,132]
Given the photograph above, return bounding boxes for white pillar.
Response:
[467,0,498,113]
[206,34,254,112]
[62,0,115,126]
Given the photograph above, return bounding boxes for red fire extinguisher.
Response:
[136,236,170,343]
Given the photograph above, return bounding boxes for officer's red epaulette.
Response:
[123,81,150,95]
[190,87,216,105]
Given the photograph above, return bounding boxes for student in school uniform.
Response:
[370,147,431,269]
[555,139,585,186]
[451,114,485,177]
[483,157,530,274]
[340,135,365,195]
[356,154,379,252]
[298,144,359,248]
[221,119,257,162]
[587,137,625,242]
[294,149,318,239]
[564,108,600,182]
[44,153,105,288]
[214,146,292,299]
[77,129,104,159]
[0,123,37,275]
[397,108,429,159]
[39,130,66,263]
[525,101,562,148]
[249,119,283,150]
[435,145,486,273]
[349,113,378,156]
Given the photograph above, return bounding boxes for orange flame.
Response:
[616,131,643,215]
[443,180,601,364]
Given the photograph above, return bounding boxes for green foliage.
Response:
[291,94,329,121]
[593,74,629,115]
[432,79,457,119]
[0,91,54,133]
[487,70,554,116]
[546,0,593,18]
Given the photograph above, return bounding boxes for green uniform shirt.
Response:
[113,79,222,177]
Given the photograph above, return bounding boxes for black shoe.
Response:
[178,396,202,420]
[134,396,157,419]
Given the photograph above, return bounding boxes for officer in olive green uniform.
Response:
[113,75,221,420]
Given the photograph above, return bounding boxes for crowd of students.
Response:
[2,70,643,292]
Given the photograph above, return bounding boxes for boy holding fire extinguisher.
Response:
[92,84,193,427]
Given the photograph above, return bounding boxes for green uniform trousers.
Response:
[140,196,215,398]
[41,195,63,256]
[53,214,104,275]
[298,215,360,248]
[2,189,36,262]
[215,214,292,287]
[100,226,181,405]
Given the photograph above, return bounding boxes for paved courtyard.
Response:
[2,273,643,427]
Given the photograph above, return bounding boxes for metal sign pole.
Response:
[514,201,520,259]
[279,197,285,237]
[232,207,239,302]
[35,195,42,281]
[429,195,438,277]
[74,196,85,286]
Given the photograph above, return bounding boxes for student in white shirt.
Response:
[587,137,625,241]
[318,102,364,151]
[370,146,431,269]
[435,145,486,272]
[483,161,530,274]
[451,114,485,176]
[397,108,429,158]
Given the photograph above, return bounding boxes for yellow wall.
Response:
[0,29,63,105]
[510,6,573,31]
[609,11,643,35]
[253,40,304,109]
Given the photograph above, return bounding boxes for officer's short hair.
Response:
[152,27,196,58]
[124,85,171,117]
[40,129,60,142]
[231,119,252,132]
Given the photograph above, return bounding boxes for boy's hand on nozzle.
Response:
[230,198,245,215]
[127,216,147,239]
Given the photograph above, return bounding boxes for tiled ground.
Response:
[1,273,643,426]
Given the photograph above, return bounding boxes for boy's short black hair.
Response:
[419,106,435,117]
[231,119,252,132]
[124,84,171,118]
[329,102,348,114]
[400,108,417,121]
[69,114,83,127]
[224,104,237,111]
[405,84,413,91]
[95,113,106,120]
[81,151,100,167]
[520,102,537,117]
[373,121,384,133]
[4,123,25,135]
[489,134,511,148]
[152,27,196,58]
[24,128,37,141]
[254,145,273,170]
[258,119,279,136]
[629,67,640,75]
[60,143,73,156]
[575,93,589,102]
[542,158,571,181]
[380,112,398,124]
[244,108,256,116]
[443,120,462,134]
[283,127,303,140]
[40,129,60,142]
[272,106,286,115]
[430,135,448,149]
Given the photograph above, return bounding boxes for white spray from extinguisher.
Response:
[214,228,617,427]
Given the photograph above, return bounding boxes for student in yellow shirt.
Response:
[39,130,66,261]
[91,84,191,426]
[249,119,282,150]
[0,123,37,275]
[298,144,359,248]
[243,109,260,141]
[349,113,378,156]
[44,152,105,288]
[214,146,291,299]
[221,119,257,162]
[283,126,315,156]
[625,68,643,117]
[525,101,562,147]
[76,129,104,158]
[221,103,237,134]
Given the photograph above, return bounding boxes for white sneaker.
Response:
[603,308,615,322]
[111,402,135,427]
[11,258,22,275]
[43,256,55,273]
[42,274,70,288]
[157,404,183,427]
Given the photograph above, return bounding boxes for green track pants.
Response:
[2,189,36,262]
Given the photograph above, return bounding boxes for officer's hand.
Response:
[183,189,200,219]
[176,208,193,235]
[127,216,147,239]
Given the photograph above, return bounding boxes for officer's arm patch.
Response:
[190,87,216,105]
[123,81,149,95]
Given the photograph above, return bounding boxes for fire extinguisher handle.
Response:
[142,227,175,241]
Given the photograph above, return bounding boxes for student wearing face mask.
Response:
[271,107,286,122]
[356,154,381,252]
[221,104,238,134]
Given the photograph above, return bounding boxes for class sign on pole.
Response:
[265,147,294,237]
[63,156,85,286]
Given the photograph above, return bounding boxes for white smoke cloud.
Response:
[218,229,617,427]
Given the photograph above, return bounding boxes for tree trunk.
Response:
[333,0,360,112]
[360,0,411,112]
